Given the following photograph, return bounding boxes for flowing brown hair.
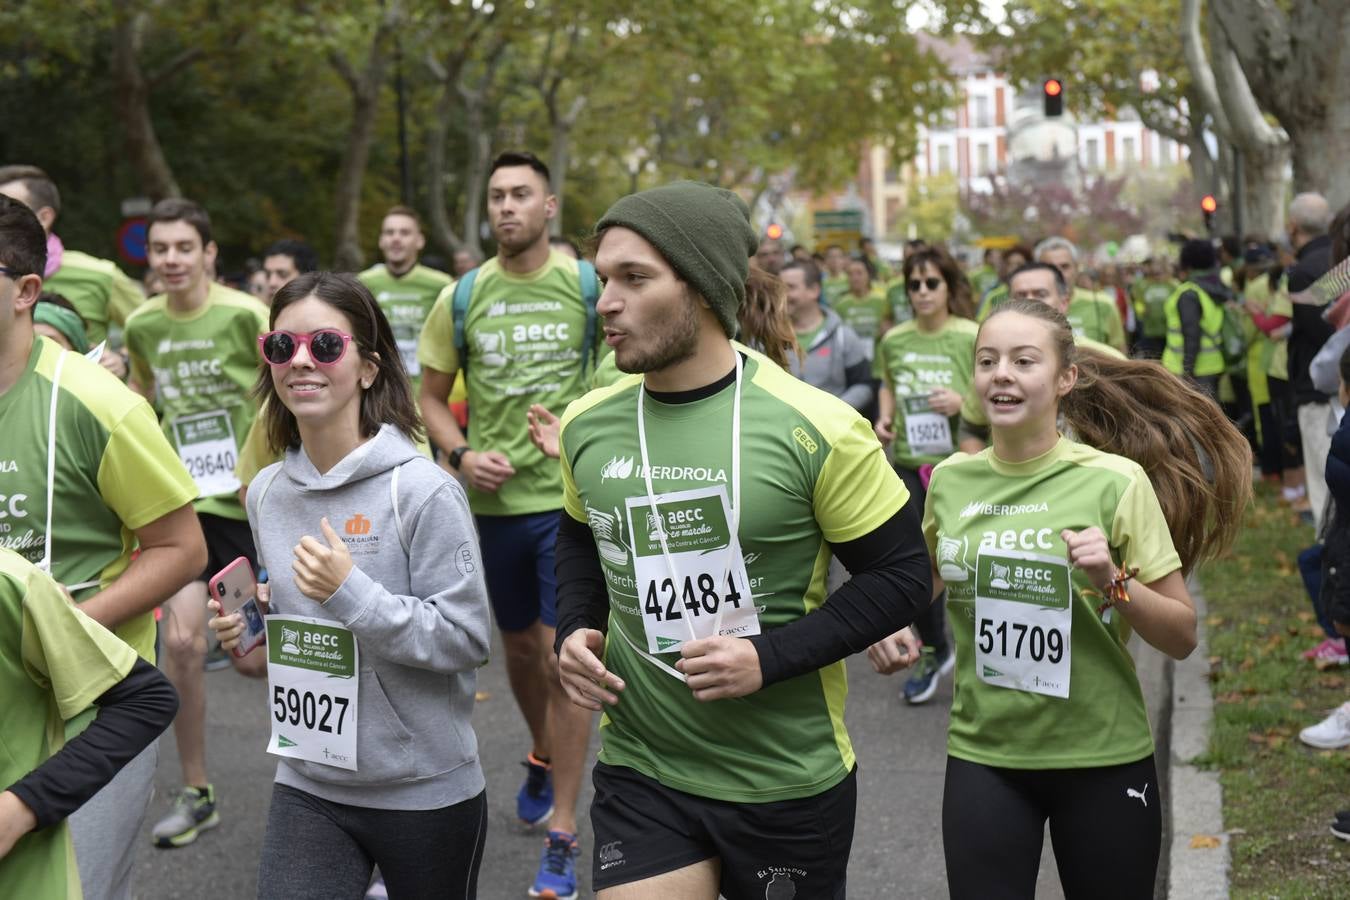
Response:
[982,299,1252,572]
[903,246,976,320]
[255,272,424,453]
[739,263,801,370]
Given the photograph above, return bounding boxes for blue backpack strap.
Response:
[578,259,600,367]
[450,267,481,375]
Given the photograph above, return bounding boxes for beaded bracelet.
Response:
[1086,563,1140,616]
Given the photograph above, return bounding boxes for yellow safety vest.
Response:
[1162,281,1225,377]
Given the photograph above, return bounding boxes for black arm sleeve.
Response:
[1178,290,1202,376]
[749,500,933,687]
[554,512,611,655]
[8,658,178,830]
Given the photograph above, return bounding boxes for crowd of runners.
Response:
[2,149,1349,900]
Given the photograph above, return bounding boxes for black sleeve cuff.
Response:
[554,511,611,655]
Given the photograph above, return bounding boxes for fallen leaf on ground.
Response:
[474,691,490,701]
[1190,835,1222,849]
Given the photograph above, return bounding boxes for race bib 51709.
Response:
[974,549,1072,699]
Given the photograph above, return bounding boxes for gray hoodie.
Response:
[787,307,876,412]
[247,424,491,810]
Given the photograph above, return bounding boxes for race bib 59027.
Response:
[265,615,359,770]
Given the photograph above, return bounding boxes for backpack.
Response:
[451,259,601,374]
[1217,301,1248,369]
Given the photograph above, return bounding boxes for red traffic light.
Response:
[1200,194,1218,214]
[1044,79,1063,97]
[765,223,784,240]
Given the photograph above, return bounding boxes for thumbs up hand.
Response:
[293,517,355,603]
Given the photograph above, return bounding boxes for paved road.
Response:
[132,632,1069,899]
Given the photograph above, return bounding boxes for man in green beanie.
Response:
[553,180,933,899]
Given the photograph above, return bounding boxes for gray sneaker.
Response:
[152,785,219,848]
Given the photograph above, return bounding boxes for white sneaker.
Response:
[1299,702,1350,749]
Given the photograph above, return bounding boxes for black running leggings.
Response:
[943,755,1161,900]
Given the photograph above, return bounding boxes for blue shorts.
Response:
[476,510,561,632]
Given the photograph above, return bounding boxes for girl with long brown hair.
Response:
[869,298,1250,899]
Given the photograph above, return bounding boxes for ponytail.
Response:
[1063,350,1251,572]
[740,264,801,371]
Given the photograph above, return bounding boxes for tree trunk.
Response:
[110,9,181,201]
[548,125,569,237]
[426,78,466,259]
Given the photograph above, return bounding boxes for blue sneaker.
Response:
[528,830,578,900]
[517,753,554,827]
[903,646,954,705]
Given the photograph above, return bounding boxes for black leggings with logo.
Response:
[943,754,1161,899]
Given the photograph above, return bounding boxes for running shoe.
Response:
[1311,638,1349,669]
[528,830,578,900]
[1332,819,1350,842]
[1303,637,1342,660]
[204,641,232,671]
[902,646,955,705]
[517,753,555,827]
[364,872,388,900]
[1299,702,1350,749]
[151,785,219,848]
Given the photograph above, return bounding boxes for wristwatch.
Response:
[448,446,470,470]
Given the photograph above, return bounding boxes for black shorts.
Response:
[589,762,856,899]
[198,512,259,583]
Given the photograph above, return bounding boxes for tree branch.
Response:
[147,47,204,90]
[1180,0,1232,141]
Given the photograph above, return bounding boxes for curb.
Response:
[1166,581,1230,898]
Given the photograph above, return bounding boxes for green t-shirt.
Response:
[357,263,454,381]
[832,288,891,348]
[1245,274,1291,381]
[589,353,627,391]
[124,283,268,521]
[822,274,848,305]
[796,323,824,353]
[924,438,1181,768]
[1067,288,1126,351]
[418,251,603,516]
[0,548,138,900]
[885,279,912,325]
[1132,279,1175,340]
[976,283,1009,322]
[0,337,197,662]
[44,250,145,348]
[559,345,909,803]
[874,318,978,469]
[959,334,1125,428]
[969,264,999,299]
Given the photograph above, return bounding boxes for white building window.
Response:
[1085,138,1100,170]
[973,95,991,129]
[936,144,952,174]
[976,143,992,176]
[1122,136,1137,166]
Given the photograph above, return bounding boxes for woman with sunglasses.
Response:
[207,272,491,899]
[872,246,977,705]
[869,299,1250,898]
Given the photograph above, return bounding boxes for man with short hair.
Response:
[1035,236,1126,352]
[821,243,849,303]
[781,259,874,411]
[0,194,205,897]
[1129,256,1176,359]
[1286,191,1336,530]
[1161,239,1234,397]
[0,165,143,375]
[418,150,603,899]
[454,247,481,277]
[754,235,784,274]
[359,207,454,384]
[261,238,318,301]
[124,198,269,850]
[554,180,930,898]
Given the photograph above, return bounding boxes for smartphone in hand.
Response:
[208,556,265,658]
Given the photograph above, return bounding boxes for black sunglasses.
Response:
[258,330,354,366]
[907,277,944,293]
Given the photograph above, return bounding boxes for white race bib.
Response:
[902,394,953,456]
[265,615,359,770]
[171,409,241,497]
[396,337,420,377]
[974,549,1072,699]
[625,485,759,654]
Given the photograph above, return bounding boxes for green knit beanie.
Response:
[596,181,758,337]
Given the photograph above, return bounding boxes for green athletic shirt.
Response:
[873,317,978,468]
[124,283,267,521]
[959,334,1125,428]
[885,279,912,324]
[418,250,603,516]
[0,337,197,662]
[590,353,627,391]
[924,438,1180,768]
[559,344,909,802]
[45,251,145,348]
[1067,288,1126,351]
[0,548,138,900]
[357,263,454,381]
[831,289,890,347]
[822,275,848,305]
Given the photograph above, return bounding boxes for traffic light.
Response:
[1201,194,1218,232]
[765,223,784,241]
[1043,78,1063,118]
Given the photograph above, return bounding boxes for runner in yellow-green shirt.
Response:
[833,258,892,353]
[1035,237,1126,352]
[0,193,203,898]
[869,296,1250,899]
[125,198,269,851]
